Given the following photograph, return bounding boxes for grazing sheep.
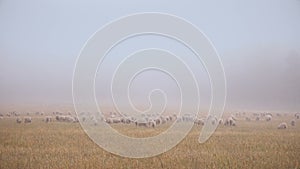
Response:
[0,116,3,120]
[171,114,177,121]
[16,117,22,123]
[164,116,170,122]
[56,115,66,122]
[158,116,167,124]
[91,118,98,126]
[134,118,156,128]
[106,117,121,124]
[265,115,272,121]
[230,115,237,121]
[24,117,32,123]
[105,118,112,124]
[155,118,162,125]
[266,112,273,117]
[64,116,75,122]
[148,119,156,128]
[182,114,195,122]
[113,118,121,123]
[194,118,205,125]
[291,120,296,126]
[73,116,79,123]
[176,116,183,123]
[109,112,117,118]
[245,117,251,121]
[295,113,300,119]
[45,116,52,123]
[224,117,236,126]
[277,122,287,129]
[56,115,75,122]
[135,120,148,127]
[55,112,63,115]
[218,119,223,125]
[256,116,260,121]
[121,117,131,124]
[0,113,3,117]
[206,115,218,125]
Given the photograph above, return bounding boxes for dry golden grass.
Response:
[0,115,299,169]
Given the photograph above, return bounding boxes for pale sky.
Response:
[0,0,299,112]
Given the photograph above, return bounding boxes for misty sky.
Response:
[0,0,300,112]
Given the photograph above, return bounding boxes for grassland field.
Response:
[0,114,299,169]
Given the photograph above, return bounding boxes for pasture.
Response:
[0,113,299,169]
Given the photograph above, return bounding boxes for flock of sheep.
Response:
[0,111,299,130]
[193,111,299,129]
[79,111,192,128]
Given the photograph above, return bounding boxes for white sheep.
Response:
[92,118,98,126]
[171,114,178,121]
[148,119,156,128]
[121,117,131,124]
[291,120,296,126]
[45,116,52,123]
[135,120,148,127]
[154,118,162,125]
[176,116,183,123]
[64,116,75,122]
[206,115,218,125]
[159,116,167,124]
[182,114,194,122]
[56,115,65,122]
[194,118,205,125]
[112,118,121,123]
[218,119,223,125]
[224,117,236,126]
[24,117,32,123]
[295,113,300,119]
[266,112,273,117]
[55,115,74,122]
[265,115,272,121]
[106,117,121,124]
[16,117,22,123]
[73,116,79,123]
[277,122,287,129]
[105,118,112,124]
[230,115,237,121]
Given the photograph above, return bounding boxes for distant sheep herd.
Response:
[0,111,299,129]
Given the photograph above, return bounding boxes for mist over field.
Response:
[0,0,300,111]
[0,0,299,113]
